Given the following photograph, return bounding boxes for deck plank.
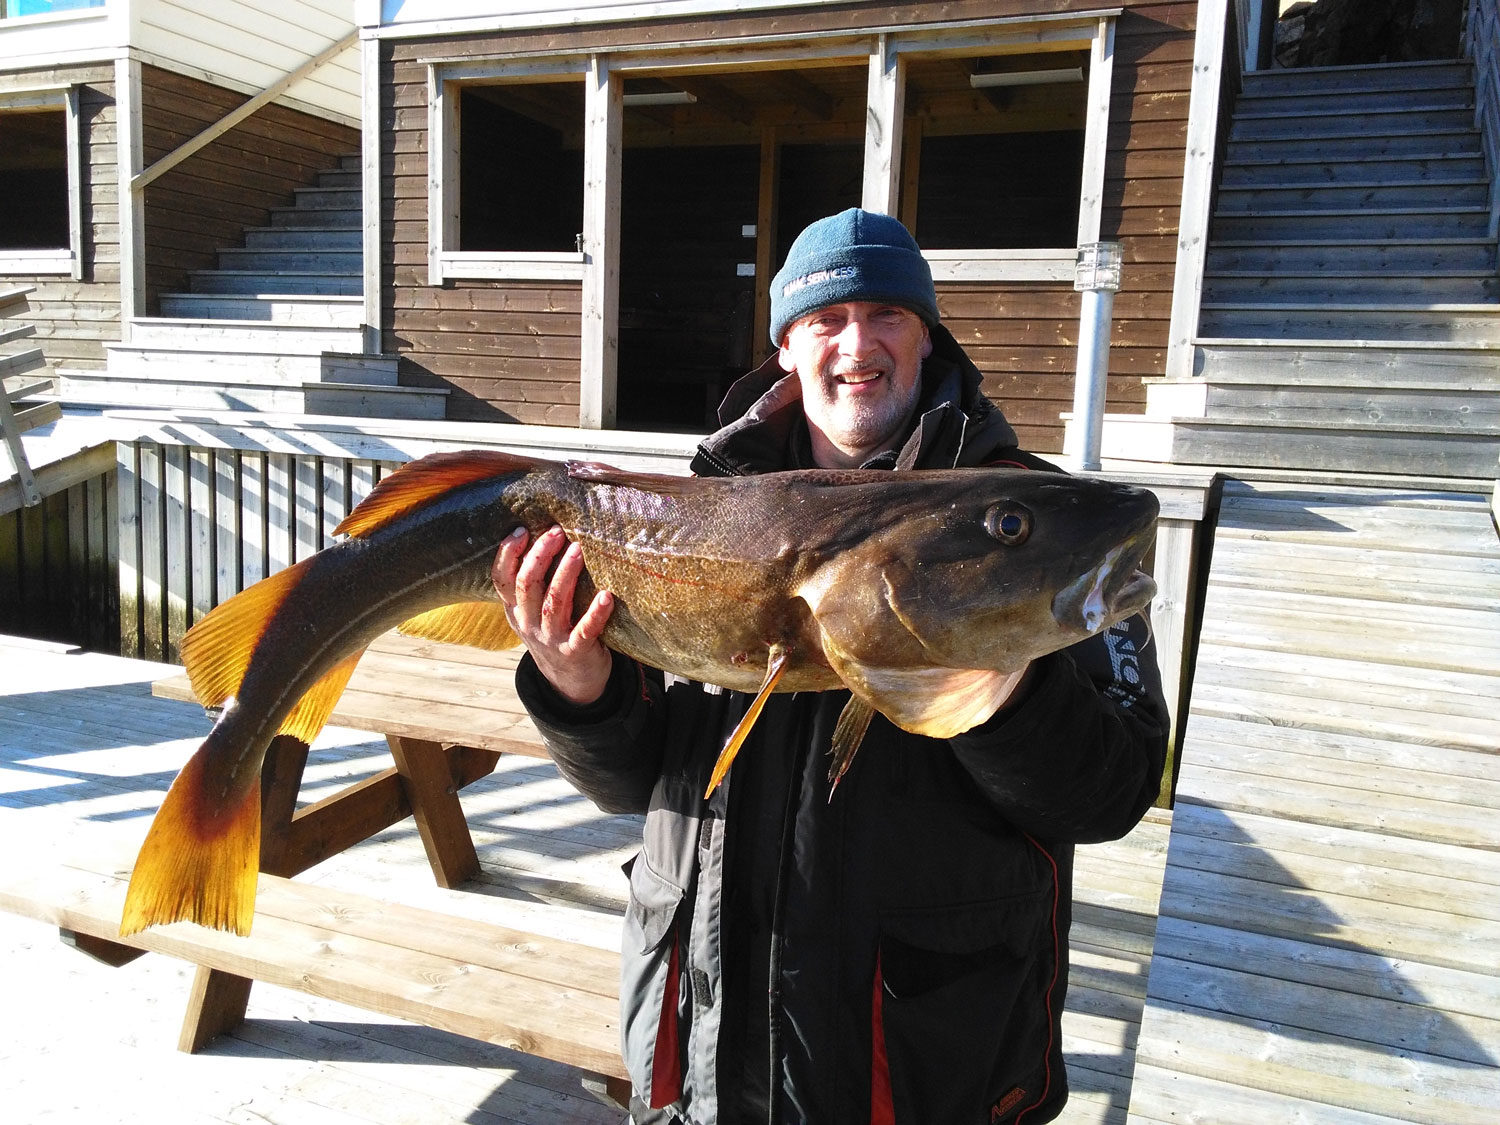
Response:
[1128,481,1500,1123]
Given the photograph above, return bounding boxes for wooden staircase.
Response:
[0,287,60,510]
[1103,61,1500,478]
[64,156,445,420]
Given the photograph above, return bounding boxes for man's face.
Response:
[778,301,934,469]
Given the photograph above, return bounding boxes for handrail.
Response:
[1466,0,1500,245]
[132,29,357,192]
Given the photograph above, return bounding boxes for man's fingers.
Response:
[491,526,529,602]
[571,590,614,647]
[540,541,587,640]
[513,527,566,619]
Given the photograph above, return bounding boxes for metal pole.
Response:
[1071,241,1122,471]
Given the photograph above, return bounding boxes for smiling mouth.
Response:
[836,369,884,386]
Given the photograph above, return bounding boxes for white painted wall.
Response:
[0,1,357,124]
[132,0,359,123]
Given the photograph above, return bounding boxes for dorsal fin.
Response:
[336,451,546,538]
[566,460,700,496]
[396,603,521,651]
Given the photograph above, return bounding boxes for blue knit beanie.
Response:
[768,208,938,345]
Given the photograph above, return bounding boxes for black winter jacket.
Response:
[516,326,1169,1125]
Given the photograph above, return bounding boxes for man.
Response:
[494,209,1168,1124]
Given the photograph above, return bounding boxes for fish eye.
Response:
[984,504,1032,545]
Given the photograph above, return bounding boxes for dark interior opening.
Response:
[459,84,584,252]
[914,130,1085,250]
[617,143,761,432]
[0,109,69,250]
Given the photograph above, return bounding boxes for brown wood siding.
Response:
[0,64,118,370]
[382,0,1196,450]
[141,66,359,316]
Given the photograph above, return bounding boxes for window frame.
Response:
[0,83,84,279]
[421,9,1120,426]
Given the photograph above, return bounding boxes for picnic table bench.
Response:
[0,631,632,1105]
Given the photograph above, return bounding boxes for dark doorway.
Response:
[617,143,761,432]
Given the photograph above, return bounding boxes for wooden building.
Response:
[368,0,1201,452]
[0,0,360,372]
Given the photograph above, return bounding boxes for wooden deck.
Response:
[1128,481,1500,1122]
[0,633,1168,1124]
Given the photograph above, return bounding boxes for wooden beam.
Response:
[672,76,755,125]
[754,127,780,358]
[1075,16,1115,247]
[133,30,357,191]
[580,55,621,429]
[362,34,382,355]
[862,35,905,215]
[763,70,835,120]
[1166,0,1230,379]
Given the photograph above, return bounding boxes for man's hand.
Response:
[492,525,615,705]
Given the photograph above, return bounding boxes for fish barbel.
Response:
[120,450,1158,936]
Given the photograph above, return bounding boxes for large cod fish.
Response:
[120,450,1158,937]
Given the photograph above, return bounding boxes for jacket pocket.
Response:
[873,890,1056,1124]
[624,851,685,954]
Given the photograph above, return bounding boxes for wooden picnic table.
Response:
[148,630,569,1050]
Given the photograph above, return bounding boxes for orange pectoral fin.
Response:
[335,450,543,538]
[396,603,521,651]
[119,747,262,937]
[704,643,789,798]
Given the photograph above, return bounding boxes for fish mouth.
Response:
[1052,528,1157,635]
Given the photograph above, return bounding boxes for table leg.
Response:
[178,735,309,1053]
[386,735,481,888]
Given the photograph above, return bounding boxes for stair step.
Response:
[1234,90,1474,117]
[105,345,395,385]
[1096,413,1500,477]
[1198,303,1500,343]
[304,381,448,420]
[337,153,361,173]
[316,169,361,190]
[1188,341,1500,388]
[1231,107,1476,140]
[1233,85,1474,113]
[291,186,361,210]
[1226,130,1481,161]
[126,318,366,354]
[1215,180,1490,210]
[1205,239,1499,273]
[188,271,362,296]
[157,293,364,325]
[1202,272,1500,303]
[1238,60,1473,95]
[242,226,362,250]
[216,247,362,273]
[1210,206,1492,240]
[1151,388,1500,429]
[57,369,445,420]
[1219,154,1488,186]
[269,206,362,228]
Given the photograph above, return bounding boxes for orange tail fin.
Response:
[119,746,262,937]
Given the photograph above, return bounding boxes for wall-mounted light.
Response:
[969,67,1084,89]
[622,91,698,106]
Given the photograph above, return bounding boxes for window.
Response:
[428,70,588,282]
[0,87,82,277]
[1,0,105,17]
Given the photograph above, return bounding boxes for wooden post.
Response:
[178,736,312,1053]
[753,127,780,360]
[580,54,621,429]
[386,735,482,887]
[861,34,905,215]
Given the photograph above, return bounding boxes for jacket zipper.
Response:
[763,726,806,1125]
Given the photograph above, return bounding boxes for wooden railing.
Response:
[0,286,59,511]
[1468,0,1500,251]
